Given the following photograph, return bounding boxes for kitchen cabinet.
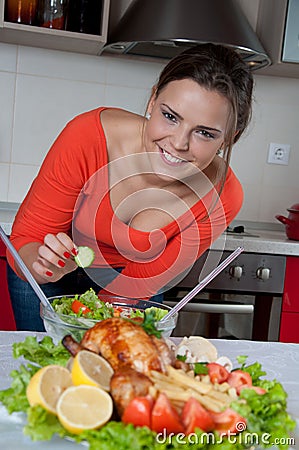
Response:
[280,256,299,343]
[0,0,110,55]
[0,240,16,330]
[256,0,299,78]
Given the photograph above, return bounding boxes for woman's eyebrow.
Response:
[162,103,184,120]
[162,103,222,133]
[197,125,222,133]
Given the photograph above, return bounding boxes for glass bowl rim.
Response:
[40,294,178,328]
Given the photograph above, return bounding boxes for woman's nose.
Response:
[171,130,190,151]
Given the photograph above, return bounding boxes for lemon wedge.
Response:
[26,365,73,414]
[56,385,113,434]
[71,350,114,391]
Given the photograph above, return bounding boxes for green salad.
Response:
[51,288,168,323]
[0,336,295,450]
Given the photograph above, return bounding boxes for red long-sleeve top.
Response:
[8,107,243,298]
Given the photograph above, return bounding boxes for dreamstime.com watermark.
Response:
[156,421,296,447]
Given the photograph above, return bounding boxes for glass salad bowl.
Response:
[40,292,178,343]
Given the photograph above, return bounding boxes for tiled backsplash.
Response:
[0,42,298,223]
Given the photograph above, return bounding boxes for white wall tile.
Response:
[12,74,105,165]
[235,182,261,222]
[258,186,298,222]
[17,46,107,83]
[104,85,149,114]
[0,43,17,72]
[106,55,164,89]
[0,71,15,163]
[0,164,9,201]
[8,164,39,203]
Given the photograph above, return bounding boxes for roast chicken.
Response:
[62,317,176,415]
[63,317,174,374]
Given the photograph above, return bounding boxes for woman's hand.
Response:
[28,233,79,283]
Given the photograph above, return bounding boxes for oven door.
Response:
[163,249,285,341]
[164,293,282,340]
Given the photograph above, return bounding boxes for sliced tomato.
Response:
[240,385,267,395]
[151,393,184,434]
[71,300,91,314]
[207,363,229,384]
[209,407,246,436]
[227,369,252,394]
[181,397,215,434]
[250,385,267,394]
[122,396,153,428]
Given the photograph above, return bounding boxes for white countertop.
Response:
[212,229,299,256]
[1,202,299,257]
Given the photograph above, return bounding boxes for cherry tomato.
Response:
[71,300,91,315]
[227,369,252,394]
[207,363,229,384]
[151,393,184,434]
[122,396,153,429]
[181,397,215,434]
[112,306,124,317]
[209,407,246,436]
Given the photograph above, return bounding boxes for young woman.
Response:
[7,43,253,331]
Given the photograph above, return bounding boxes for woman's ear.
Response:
[146,85,157,116]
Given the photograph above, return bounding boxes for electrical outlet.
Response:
[267,143,290,165]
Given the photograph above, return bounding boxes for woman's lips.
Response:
[159,147,187,166]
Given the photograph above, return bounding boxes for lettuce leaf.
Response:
[12,335,70,367]
[0,363,36,413]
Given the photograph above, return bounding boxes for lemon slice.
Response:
[56,385,113,434]
[26,365,73,414]
[71,350,114,391]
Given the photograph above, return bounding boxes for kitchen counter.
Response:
[0,202,19,235]
[211,228,299,256]
[1,202,299,257]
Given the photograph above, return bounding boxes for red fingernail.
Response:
[71,248,78,256]
[46,270,53,277]
[63,251,71,259]
[58,260,65,268]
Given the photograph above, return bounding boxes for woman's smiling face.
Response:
[143,78,231,182]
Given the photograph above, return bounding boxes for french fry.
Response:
[150,365,235,413]
[166,365,212,394]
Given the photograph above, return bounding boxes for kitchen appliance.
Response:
[103,0,271,70]
[282,0,299,63]
[276,204,299,241]
[164,249,286,341]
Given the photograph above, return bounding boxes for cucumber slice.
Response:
[74,246,95,268]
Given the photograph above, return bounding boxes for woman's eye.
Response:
[163,111,177,122]
[198,129,215,139]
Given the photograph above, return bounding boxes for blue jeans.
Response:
[7,265,163,331]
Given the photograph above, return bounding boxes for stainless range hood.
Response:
[102,0,271,70]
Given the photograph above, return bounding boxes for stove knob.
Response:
[256,267,270,280]
[229,265,243,279]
